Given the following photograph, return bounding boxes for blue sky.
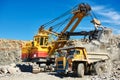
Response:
[0,0,120,40]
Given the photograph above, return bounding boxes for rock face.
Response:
[0,39,26,65]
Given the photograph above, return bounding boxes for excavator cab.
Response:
[29,30,50,59]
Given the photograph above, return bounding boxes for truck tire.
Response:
[94,62,103,75]
[77,63,84,77]
[105,60,112,75]
[94,62,107,75]
[95,60,112,76]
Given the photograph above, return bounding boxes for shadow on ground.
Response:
[48,72,79,78]
[16,64,32,72]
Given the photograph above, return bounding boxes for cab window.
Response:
[44,38,48,45]
[40,37,43,45]
[75,50,80,54]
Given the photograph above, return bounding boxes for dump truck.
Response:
[21,3,107,73]
[56,46,111,77]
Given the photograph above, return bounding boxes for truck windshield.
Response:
[75,50,80,54]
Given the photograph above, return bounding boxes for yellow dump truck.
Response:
[56,46,111,77]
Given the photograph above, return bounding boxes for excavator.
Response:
[22,3,105,73]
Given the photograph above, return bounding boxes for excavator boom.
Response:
[48,3,91,56]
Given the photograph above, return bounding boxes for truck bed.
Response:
[87,52,110,63]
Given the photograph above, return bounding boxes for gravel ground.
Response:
[0,72,91,80]
[0,61,120,80]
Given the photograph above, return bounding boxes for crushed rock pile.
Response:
[91,61,120,80]
[0,63,21,75]
[0,39,26,65]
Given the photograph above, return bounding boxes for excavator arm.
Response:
[62,3,91,33]
[48,3,91,56]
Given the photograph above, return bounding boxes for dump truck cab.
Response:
[56,47,88,72]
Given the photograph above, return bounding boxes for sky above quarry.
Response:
[0,0,120,40]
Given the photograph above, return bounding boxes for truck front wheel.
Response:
[77,63,84,77]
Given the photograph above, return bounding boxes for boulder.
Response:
[0,67,8,74]
[7,67,18,74]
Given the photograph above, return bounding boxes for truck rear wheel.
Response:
[77,63,84,77]
[105,60,112,75]
[94,62,107,75]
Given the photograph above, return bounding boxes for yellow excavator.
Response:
[22,3,105,72]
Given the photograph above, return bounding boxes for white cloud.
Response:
[92,5,120,25]
[92,6,105,11]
